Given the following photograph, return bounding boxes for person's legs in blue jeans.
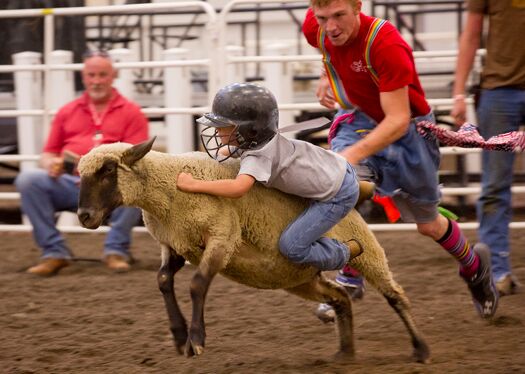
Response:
[477,88,525,291]
[328,112,377,299]
[104,207,142,261]
[279,166,359,271]
[15,170,79,259]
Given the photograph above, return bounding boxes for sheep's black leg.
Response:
[185,267,215,357]
[185,235,232,358]
[286,274,354,360]
[157,244,187,355]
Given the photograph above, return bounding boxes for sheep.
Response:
[76,138,430,363]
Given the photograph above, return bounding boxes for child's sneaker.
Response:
[335,272,365,300]
[462,243,499,318]
[315,303,336,323]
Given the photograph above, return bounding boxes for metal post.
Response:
[163,48,194,154]
[12,52,43,171]
[49,50,78,227]
[108,48,135,100]
[205,13,220,106]
[43,13,54,138]
[49,50,75,109]
[262,43,294,135]
[225,45,245,85]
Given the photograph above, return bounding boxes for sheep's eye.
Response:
[100,162,116,176]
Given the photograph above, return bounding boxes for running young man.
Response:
[303,0,498,319]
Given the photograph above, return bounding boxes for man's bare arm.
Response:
[451,12,484,125]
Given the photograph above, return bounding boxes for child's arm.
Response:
[177,172,255,198]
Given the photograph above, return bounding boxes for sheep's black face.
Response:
[78,159,124,229]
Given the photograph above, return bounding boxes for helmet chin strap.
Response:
[235,130,246,148]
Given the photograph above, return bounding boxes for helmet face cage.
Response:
[200,125,242,162]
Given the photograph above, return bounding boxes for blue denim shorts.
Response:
[331,110,441,223]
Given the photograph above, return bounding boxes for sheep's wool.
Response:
[79,142,397,291]
[78,142,132,175]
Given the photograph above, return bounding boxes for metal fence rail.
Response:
[0,1,521,233]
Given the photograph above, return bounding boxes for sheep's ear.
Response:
[121,137,156,168]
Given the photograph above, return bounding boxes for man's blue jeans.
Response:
[278,165,359,271]
[331,110,441,223]
[15,169,142,260]
[477,87,525,282]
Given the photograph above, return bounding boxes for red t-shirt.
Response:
[44,89,149,156]
[303,10,430,123]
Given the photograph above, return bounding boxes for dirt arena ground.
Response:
[0,229,524,374]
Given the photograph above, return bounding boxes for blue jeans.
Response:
[279,165,359,271]
[331,110,441,223]
[477,87,525,281]
[15,169,142,260]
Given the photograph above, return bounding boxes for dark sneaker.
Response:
[496,274,521,297]
[462,243,499,319]
[335,272,365,300]
[315,273,365,323]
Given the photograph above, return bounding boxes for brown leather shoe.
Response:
[26,258,70,276]
[356,180,375,205]
[346,239,364,261]
[496,274,520,296]
[104,254,130,273]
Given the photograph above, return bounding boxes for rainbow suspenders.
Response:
[317,17,387,109]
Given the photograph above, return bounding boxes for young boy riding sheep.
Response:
[177,82,364,272]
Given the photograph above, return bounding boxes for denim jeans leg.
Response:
[278,167,359,271]
[103,207,142,260]
[476,88,525,280]
[330,111,383,184]
[15,170,80,259]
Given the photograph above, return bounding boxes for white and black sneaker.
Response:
[463,243,499,319]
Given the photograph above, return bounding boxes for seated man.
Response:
[15,50,149,276]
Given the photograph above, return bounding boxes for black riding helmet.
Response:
[198,83,279,161]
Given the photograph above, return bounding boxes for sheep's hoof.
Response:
[184,341,195,357]
[193,344,204,356]
[413,342,431,364]
[333,350,354,363]
[175,342,185,355]
[184,340,204,357]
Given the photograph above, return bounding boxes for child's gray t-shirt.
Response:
[238,134,348,201]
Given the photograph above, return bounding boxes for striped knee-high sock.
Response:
[436,218,479,277]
